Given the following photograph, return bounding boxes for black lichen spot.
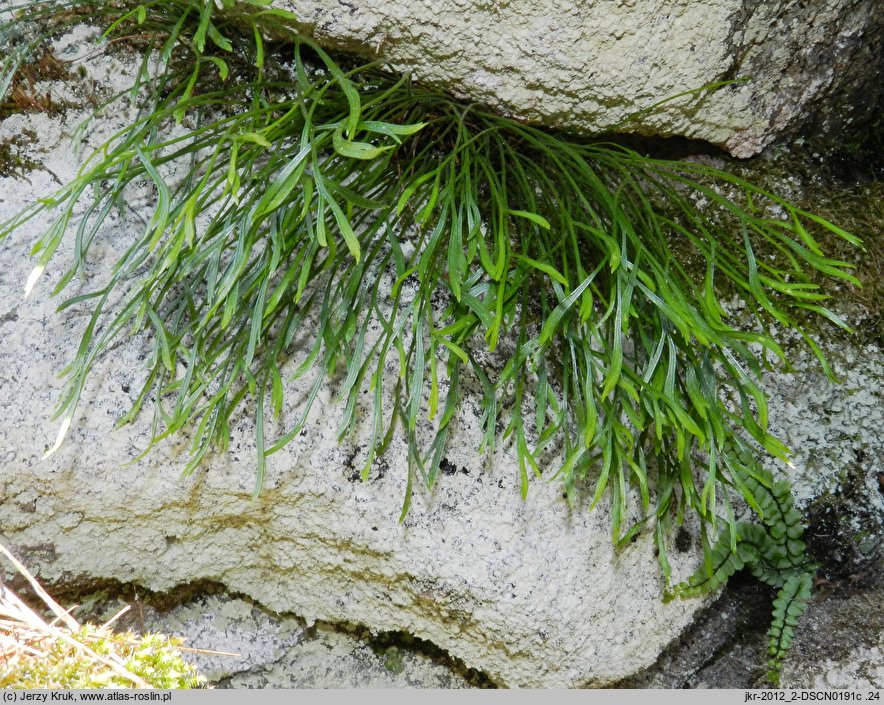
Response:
[345,445,362,481]
[440,457,469,476]
[674,527,692,553]
[0,132,40,179]
[348,450,388,482]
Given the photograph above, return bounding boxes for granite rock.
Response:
[274,0,884,157]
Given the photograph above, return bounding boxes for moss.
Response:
[367,631,496,687]
[1,547,207,690]
[1,625,206,689]
[381,646,405,675]
[0,46,76,118]
[0,130,40,179]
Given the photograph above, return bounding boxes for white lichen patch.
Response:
[139,594,474,688]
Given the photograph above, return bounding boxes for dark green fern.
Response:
[667,448,816,684]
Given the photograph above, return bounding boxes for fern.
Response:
[766,572,813,683]
[0,0,850,687]
[669,455,817,684]
[663,528,748,600]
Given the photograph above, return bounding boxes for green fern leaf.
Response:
[766,571,813,684]
[668,526,745,601]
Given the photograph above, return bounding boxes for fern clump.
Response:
[667,455,817,683]
[0,0,859,684]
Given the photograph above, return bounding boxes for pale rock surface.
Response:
[785,645,884,689]
[0,208,705,687]
[274,0,883,157]
[778,583,884,690]
[136,594,475,688]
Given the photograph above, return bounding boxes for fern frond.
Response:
[670,452,816,683]
[739,523,789,587]
[667,525,746,601]
[0,0,844,686]
[766,571,813,684]
[739,472,812,571]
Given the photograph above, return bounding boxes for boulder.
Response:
[276,0,883,157]
[0,231,705,688]
[0,212,705,687]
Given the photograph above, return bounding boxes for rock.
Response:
[273,0,883,157]
[779,582,884,690]
[0,249,705,689]
[132,593,479,688]
[618,573,783,688]
[0,233,705,688]
[616,323,884,688]
[619,575,884,689]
